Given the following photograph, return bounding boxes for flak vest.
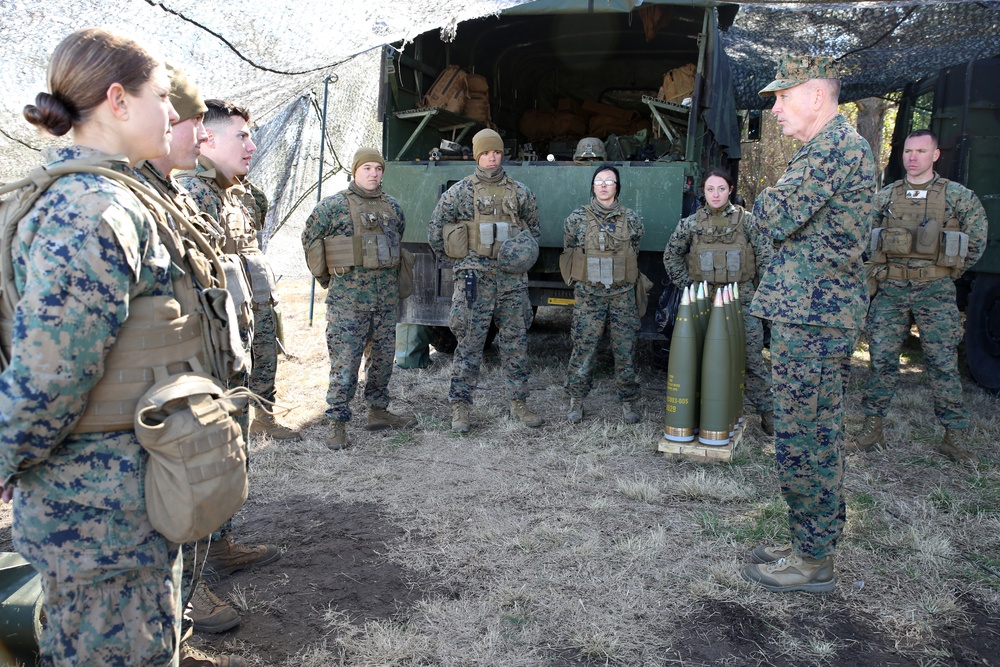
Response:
[871,178,969,281]
[0,158,241,433]
[323,190,401,272]
[568,206,638,288]
[686,206,755,284]
[443,177,526,260]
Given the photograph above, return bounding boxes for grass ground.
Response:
[3,276,998,666]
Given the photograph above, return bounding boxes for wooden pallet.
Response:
[657,423,744,463]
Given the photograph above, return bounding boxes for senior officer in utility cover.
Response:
[562,165,645,424]
[663,167,774,435]
[849,129,987,463]
[740,56,875,594]
[302,148,417,451]
[428,128,545,433]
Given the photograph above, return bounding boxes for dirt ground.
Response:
[3,277,999,666]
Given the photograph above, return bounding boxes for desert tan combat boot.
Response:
[741,553,836,593]
[750,543,793,564]
[451,402,471,433]
[203,536,281,582]
[249,412,302,441]
[622,401,641,424]
[845,415,884,452]
[567,398,584,423]
[367,407,418,431]
[938,428,977,463]
[180,643,247,667]
[189,580,240,633]
[326,421,350,450]
[511,399,544,427]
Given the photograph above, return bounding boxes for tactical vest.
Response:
[686,206,755,284]
[443,176,525,259]
[0,158,242,433]
[568,206,638,288]
[871,178,968,278]
[324,190,401,272]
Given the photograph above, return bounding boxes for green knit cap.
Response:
[352,147,385,176]
[473,128,503,160]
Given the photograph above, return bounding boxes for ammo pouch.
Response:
[219,254,253,329]
[938,230,969,268]
[444,221,518,259]
[567,251,638,288]
[324,233,400,272]
[198,287,249,378]
[135,371,249,544]
[242,248,278,307]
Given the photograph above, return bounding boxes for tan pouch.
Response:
[914,219,941,255]
[881,227,913,256]
[135,372,250,544]
[305,239,328,279]
[398,249,415,299]
[443,222,469,259]
[559,248,576,285]
[635,273,654,318]
[325,235,362,270]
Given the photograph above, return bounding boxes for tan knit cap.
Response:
[352,147,385,176]
[473,128,503,160]
[166,63,207,123]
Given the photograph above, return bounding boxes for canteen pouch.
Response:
[443,222,469,259]
[305,239,328,280]
[559,248,576,285]
[242,249,277,306]
[219,254,253,329]
[635,272,654,318]
[398,249,415,299]
[135,372,250,544]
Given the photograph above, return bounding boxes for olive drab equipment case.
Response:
[0,158,249,542]
[418,65,469,115]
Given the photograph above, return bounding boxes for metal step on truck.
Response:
[379,0,743,365]
[886,55,1000,394]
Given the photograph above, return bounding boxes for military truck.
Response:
[379,0,742,358]
[885,55,1000,393]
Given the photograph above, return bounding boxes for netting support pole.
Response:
[309,74,333,327]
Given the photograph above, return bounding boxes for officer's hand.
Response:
[1,485,14,504]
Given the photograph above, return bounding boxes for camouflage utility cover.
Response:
[758,55,840,96]
[498,229,540,274]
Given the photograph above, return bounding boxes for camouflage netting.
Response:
[2,0,999,257]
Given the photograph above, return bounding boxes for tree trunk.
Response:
[855,97,889,184]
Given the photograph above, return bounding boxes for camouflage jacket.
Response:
[177,156,259,253]
[873,174,987,279]
[563,201,644,296]
[135,160,226,255]
[0,146,174,509]
[302,187,406,311]
[428,170,540,273]
[663,203,771,294]
[749,114,875,330]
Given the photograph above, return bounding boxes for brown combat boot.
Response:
[180,643,247,667]
[249,412,301,441]
[326,421,350,450]
[367,407,417,431]
[750,543,793,564]
[741,553,836,593]
[938,428,977,463]
[188,580,240,633]
[451,402,471,433]
[622,401,641,424]
[845,416,884,453]
[203,536,281,582]
[567,398,584,424]
[511,399,544,428]
[759,411,774,436]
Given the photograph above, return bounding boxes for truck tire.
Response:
[965,272,1000,394]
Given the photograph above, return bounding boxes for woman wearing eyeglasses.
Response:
[561,165,645,424]
[662,167,775,434]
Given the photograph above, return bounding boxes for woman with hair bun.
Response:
[0,28,184,665]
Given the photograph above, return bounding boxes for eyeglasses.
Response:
[593,179,617,186]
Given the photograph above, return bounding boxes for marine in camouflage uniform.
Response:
[1,146,184,665]
[663,172,774,432]
[563,165,644,423]
[302,148,416,450]
[742,56,875,593]
[852,130,987,462]
[427,129,544,432]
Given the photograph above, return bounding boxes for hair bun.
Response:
[23,91,75,136]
